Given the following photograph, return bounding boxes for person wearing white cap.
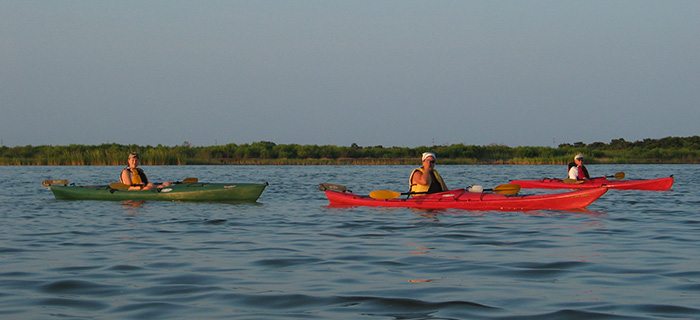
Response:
[567,153,590,180]
[408,152,448,196]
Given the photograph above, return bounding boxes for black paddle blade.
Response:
[319,183,348,192]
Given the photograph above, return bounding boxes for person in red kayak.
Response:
[120,152,171,190]
[568,153,591,180]
[409,152,448,196]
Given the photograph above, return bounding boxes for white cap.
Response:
[574,153,584,160]
[422,152,436,162]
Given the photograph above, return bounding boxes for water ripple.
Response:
[138,284,222,297]
[107,264,144,272]
[40,279,123,295]
[506,309,644,320]
[37,297,110,311]
[254,257,324,268]
[112,302,194,319]
[0,247,25,253]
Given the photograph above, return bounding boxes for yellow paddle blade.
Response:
[369,190,402,200]
[42,179,69,187]
[614,172,625,179]
[492,183,521,195]
[182,177,198,184]
[108,182,130,190]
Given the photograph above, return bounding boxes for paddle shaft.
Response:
[369,183,520,200]
[401,188,501,196]
[110,177,198,190]
[566,172,624,183]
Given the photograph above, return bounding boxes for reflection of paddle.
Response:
[369,183,521,200]
[109,177,199,191]
[564,172,625,184]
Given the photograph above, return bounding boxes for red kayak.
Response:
[321,187,607,211]
[510,175,673,191]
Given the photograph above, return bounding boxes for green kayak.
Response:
[45,181,268,202]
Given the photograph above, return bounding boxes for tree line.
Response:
[1,136,698,165]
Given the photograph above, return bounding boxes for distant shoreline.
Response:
[2,159,694,166]
[1,136,698,165]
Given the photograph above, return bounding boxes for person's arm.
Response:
[412,168,432,186]
[568,167,578,180]
[121,169,132,186]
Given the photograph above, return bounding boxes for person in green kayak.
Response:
[568,153,591,180]
[120,152,171,190]
[409,152,448,196]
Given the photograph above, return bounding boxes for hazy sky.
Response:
[2,0,698,147]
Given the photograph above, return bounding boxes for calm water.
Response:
[1,165,698,319]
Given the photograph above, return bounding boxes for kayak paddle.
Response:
[564,172,624,184]
[42,179,69,187]
[467,183,521,195]
[109,177,199,190]
[369,183,521,200]
[155,177,198,185]
[368,190,403,199]
[108,182,130,190]
[181,177,198,183]
[607,172,625,179]
[319,183,349,192]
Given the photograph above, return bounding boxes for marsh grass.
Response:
[1,136,698,165]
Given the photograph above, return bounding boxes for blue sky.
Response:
[2,0,698,147]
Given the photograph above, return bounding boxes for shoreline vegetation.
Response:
[1,136,698,165]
